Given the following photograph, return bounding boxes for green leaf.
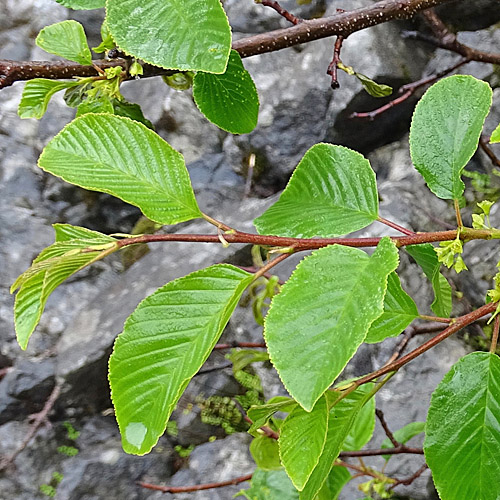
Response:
[106,0,231,74]
[341,390,375,451]
[279,395,329,490]
[265,238,398,410]
[247,399,297,434]
[491,124,500,144]
[109,265,252,455]
[316,467,351,500]
[409,75,492,200]
[300,384,375,500]
[237,468,299,500]
[227,349,269,372]
[424,352,500,500]
[406,244,452,317]
[254,144,378,238]
[355,73,392,97]
[19,79,80,119]
[364,272,418,343]
[54,0,105,9]
[381,421,425,460]
[193,50,259,134]
[36,21,92,65]
[250,435,282,470]
[11,225,117,349]
[38,113,202,225]
[76,98,114,117]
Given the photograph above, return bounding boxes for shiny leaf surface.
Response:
[265,238,398,410]
[410,75,492,199]
[254,144,379,238]
[109,265,252,454]
[38,114,202,225]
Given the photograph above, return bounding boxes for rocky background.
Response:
[0,0,500,498]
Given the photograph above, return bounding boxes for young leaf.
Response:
[316,467,351,500]
[364,272,418,344]
[108,265,253,455]
[250,435,282,470]
[54,0,105,9]
[19,79,80,119]
[247,399,297,434]
[300,384,375,500]
[355,73,392,97]
[236,468,299,500]
[36,21,92,65]
[11,225,117,349]
[409,75,492,199]
[279,395,329,490]
[193,50,259,134]
[76,98,114,117]
[106,0,231,74]
[38,113,202,225]
[424,352,500,500]
[491,123,500,144]
[381,421,425,460]
[341,391,375,451]
[265,237,398,411]
[254,144,379,238]
[406,244,452,317]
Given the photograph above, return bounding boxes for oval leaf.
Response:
[410,75,492,200]
[491,123,500,144]
[38,114,202,225]
[364,272,418,344]
[36,20,92,65]
[106,0,231,73]
[265,237,398,411]
[254,144,379,238]
[317,467,351,500]
[424,352,500,500]
[279,395,329,490]
[109,265,252,455]
[341,391,375,451]
[250,435,282,471]
[300,384,375,500]
[19,79,80,119]
[238,468,299,500]
[193,50,259,134]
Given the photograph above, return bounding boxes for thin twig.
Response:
[137,473,253,493]
[490,315,499,353]
[0,380,62,470]
[335,460,388,480]
[214,342,267,350]
[195,362,233,376]
[454,199,463,228]
[327,36,345,89]
[375,409,399,447]
[479,135,500,169]
[339,445,424,458]
[390,464,429,489]
[377,217,415,235]
[259,0,302,25]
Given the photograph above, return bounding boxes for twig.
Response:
[390,464,428,489]
[339,445,424,458]
[490,315,499,353]
[377,217,415,235]
[137,473,253,493]
[214,342,267,350]
[0,380,62,470]
[326,36,345,89]
[479,135,500,169]
[454,199,463,228]
[350,58,467,120]
[259,0,302,25]
[195,362,233,376]
[335,460,387,480]
[375,409,399,447]
[1,0,455,89]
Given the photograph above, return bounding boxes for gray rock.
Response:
[436,0,500,30]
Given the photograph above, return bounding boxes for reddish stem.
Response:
[377,217,415,236]
[260,0,302,25]
[214,342,267,350]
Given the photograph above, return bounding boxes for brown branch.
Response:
[491,315,499,353]
[0,0,455,89]
[375,409,399,447]
[335,460,386,480]
[377,216,415,235]
[0,380,62,470]
[113,227,496,253]
[259,0,302,25]
[354,301,498,388]
[390,464,428,489]
[479,135,500,169]
[339,445,423,458]
[137,473,253,493]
